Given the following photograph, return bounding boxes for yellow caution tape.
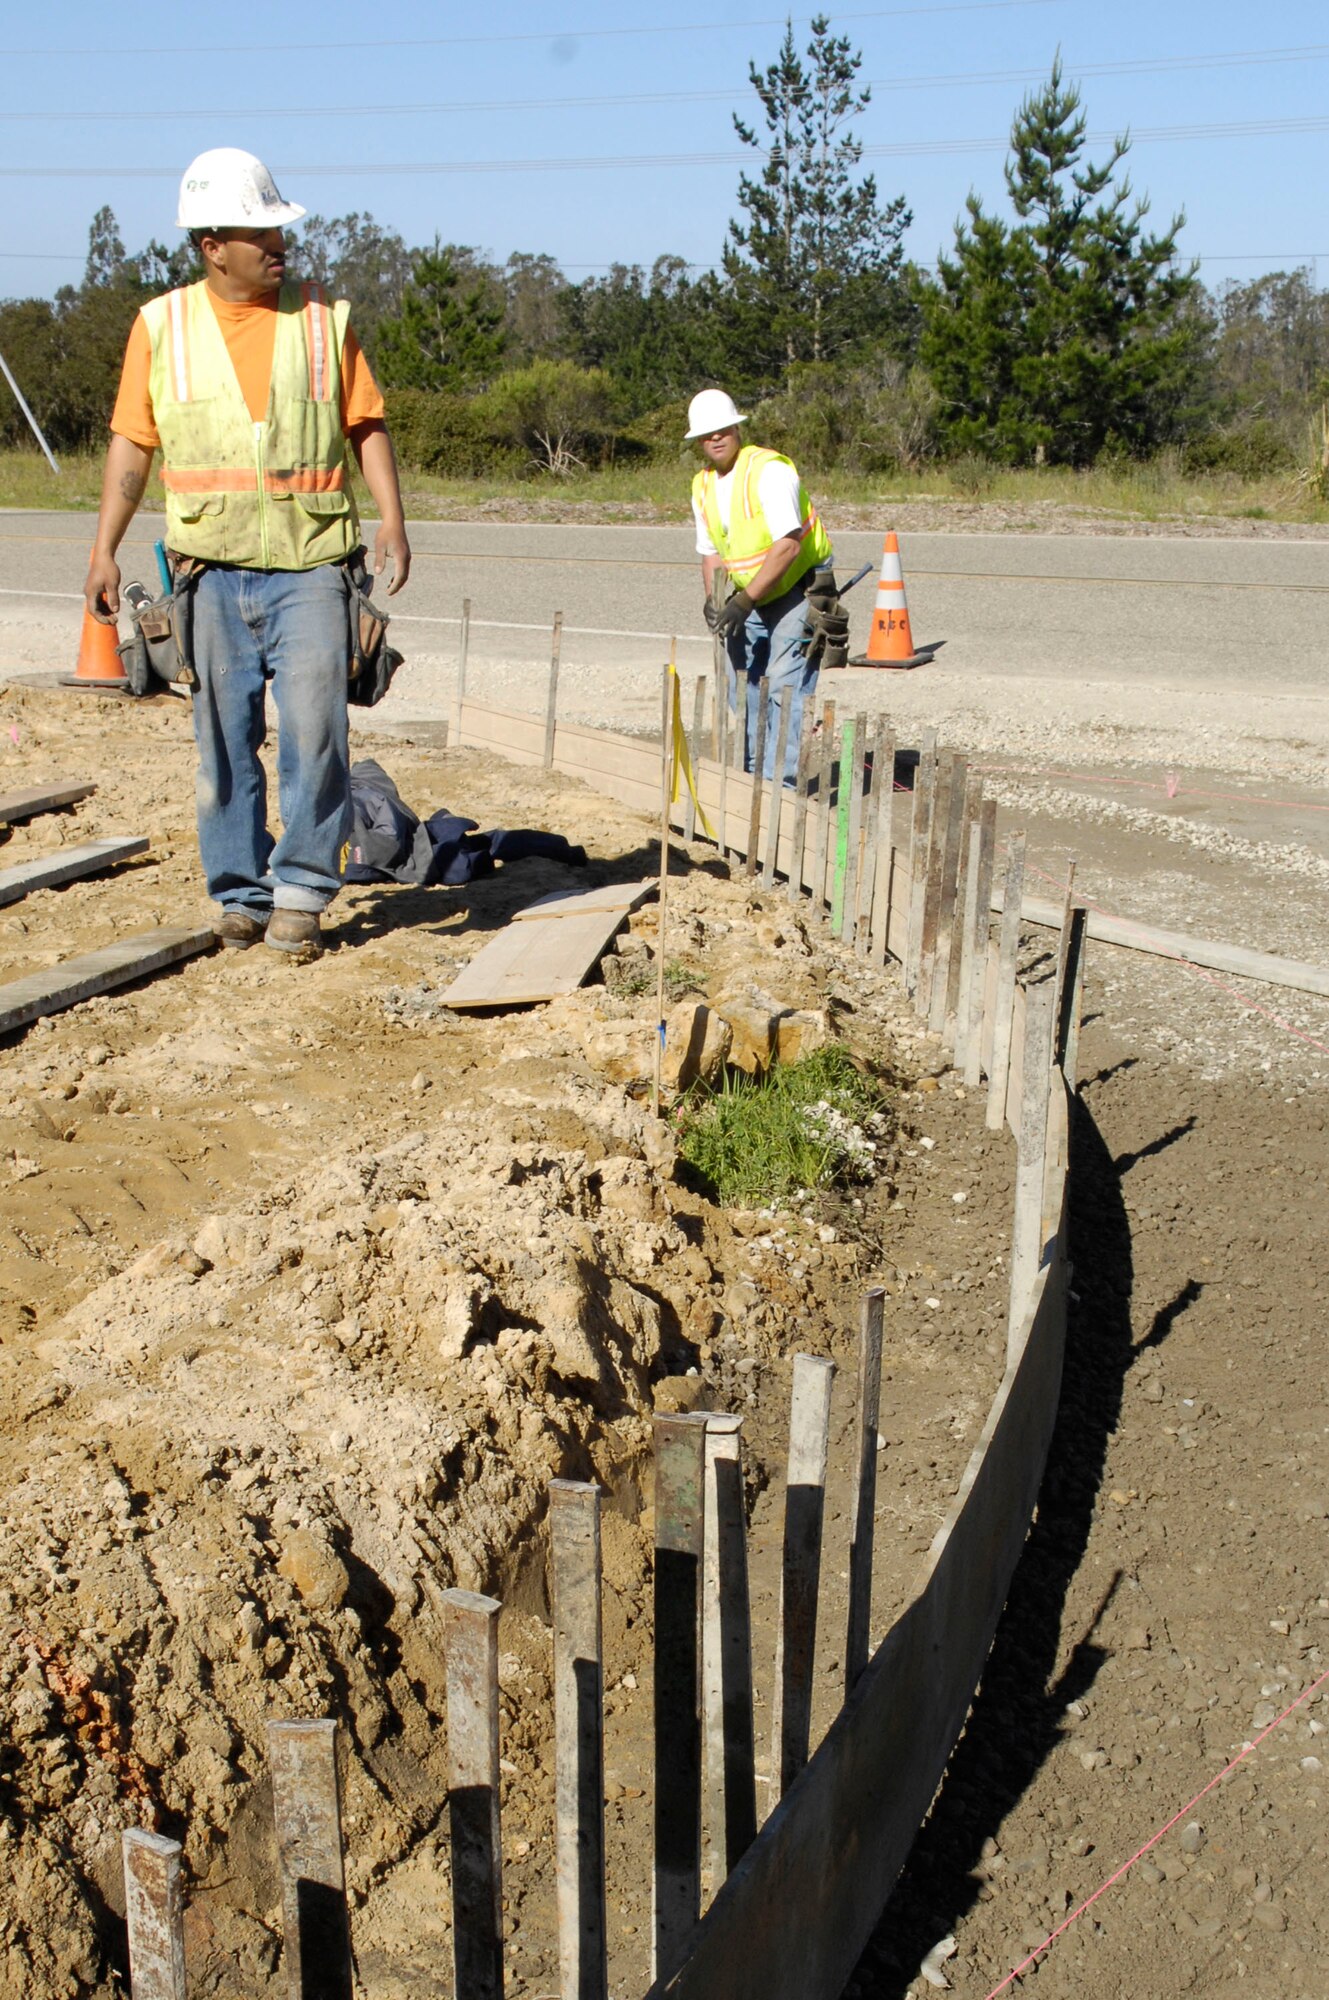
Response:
[669,663,715,840]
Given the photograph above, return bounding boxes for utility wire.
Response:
[2,0,1059,58]
[5,115,1328,180]
[6,42,1327,121]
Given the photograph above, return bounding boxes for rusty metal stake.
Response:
[122,1829,187,2000]
[267,1719,353,2000]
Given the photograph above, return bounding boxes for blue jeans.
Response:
[725,569,822,787]
[190,562,351,914]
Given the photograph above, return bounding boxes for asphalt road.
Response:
[2,509,1327,777]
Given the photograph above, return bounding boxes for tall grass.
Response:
[1,447,1325,525]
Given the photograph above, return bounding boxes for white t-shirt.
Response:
[693,456,804,556]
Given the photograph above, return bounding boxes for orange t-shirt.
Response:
[110,289,385,449]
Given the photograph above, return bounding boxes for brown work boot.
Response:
[216,907,269,950]
[264,908,324,962]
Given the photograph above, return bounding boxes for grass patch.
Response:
[676,1044,892,1208]
[3,448,1327,527]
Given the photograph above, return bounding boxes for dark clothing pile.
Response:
[344,759,587,887]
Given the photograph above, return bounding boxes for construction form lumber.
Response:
[0,781,95,824]
[442,883,655,1009]
[0,926,214,1037]
[1003,890,1329,999]
[0,836,148,908]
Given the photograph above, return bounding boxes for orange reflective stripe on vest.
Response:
[160,464,346,494]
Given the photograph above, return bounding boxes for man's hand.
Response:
[716,587,754,636]
[373,521,411,597]
[703,595,721,633]
[85,551,123,624]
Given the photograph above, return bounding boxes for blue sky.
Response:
[4,0,1328,302]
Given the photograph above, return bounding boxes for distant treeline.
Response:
[3,50,1328,486]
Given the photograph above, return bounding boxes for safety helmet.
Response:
[175,149,306,231]
[684,388,748,441]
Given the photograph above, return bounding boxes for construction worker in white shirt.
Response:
[688,387,845,788]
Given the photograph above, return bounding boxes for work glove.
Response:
[703,596,721,633]
[715,588,754,637]
[803,578,850,671]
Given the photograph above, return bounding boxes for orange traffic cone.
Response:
[62,588,130,693]
[849,531,943,670]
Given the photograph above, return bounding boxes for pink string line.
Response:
[973,763,1329,815]
[983,1662,1329,1998]
[1027,863,1329,1058]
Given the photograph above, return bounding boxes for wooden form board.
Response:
[1005,888,1329,999]
[0,782,95,824]
[513,880,655,922]
[0,927,215,1036]
[442,905,634,1009]
[0,837,149,909]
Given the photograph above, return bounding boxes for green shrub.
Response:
[677,1045,892,1208]
[480,361,619,476]
[382,388,523,478]
[1182,419,1296,477]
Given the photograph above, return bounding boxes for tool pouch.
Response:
[343,548,404,708]
[116,555,205,694]
[803,574,850,672]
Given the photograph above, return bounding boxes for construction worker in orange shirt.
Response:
[84,148,411,962]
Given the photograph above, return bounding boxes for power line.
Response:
[5,115,1328,181]
[2,0,1059,59]
[5,42,1326,122]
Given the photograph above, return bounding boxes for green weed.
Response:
[676,1045,892,1208]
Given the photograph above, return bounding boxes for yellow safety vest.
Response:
[692,445,832,599]
[141,280,359,570]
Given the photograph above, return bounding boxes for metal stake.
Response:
[702,1413,757,1891]
[550,1482,608,2000]
[652,1413,707,1981]
[844,1290,886,1694]
[770,1354,836,1799]
[122,1830,187,2000]
[267,1720,353,2000]
[442,1590,505,2000]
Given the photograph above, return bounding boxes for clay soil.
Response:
[0,681,1324,2000]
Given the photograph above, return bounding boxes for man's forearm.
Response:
[352,423,406,531]
[94,435,154,559]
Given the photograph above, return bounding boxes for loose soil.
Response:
[0,681,1324,2000]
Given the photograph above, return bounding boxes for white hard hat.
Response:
[176,148,306,231]
[685,388,748,440]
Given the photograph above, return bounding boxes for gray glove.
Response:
[716,588,754,637]
[703,596,721,633]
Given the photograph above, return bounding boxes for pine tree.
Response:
[375,243,506,393]
[920,59,1203,464]
[723,15,911,380]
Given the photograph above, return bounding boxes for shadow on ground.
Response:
[841,1087,1198,1999]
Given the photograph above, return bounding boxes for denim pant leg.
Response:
[262,564,352,912]
[190,566,274,914]
[725,577,818,787]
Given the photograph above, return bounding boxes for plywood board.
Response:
[513,880,655,922]
[442,908,628,1009]
[0,927,215,1036]
[0,837,149,909]
[0,782,95,824]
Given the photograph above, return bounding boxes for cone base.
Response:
[847,640,943,671]
[58,673,132,695]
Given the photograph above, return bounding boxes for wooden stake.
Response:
[454,596,471,744]
[442,1590,505,2000]
[550,1481,608,2000]
[652,651,676,1118]
[942,775,982,1042]
[715,658,729,863]
[702,1414,757,1891]
[1053,858,1078,1023]
[840,715,867,942]
[267,1720,353,2000]
[871,721,898,967]
[918,750,954,1006]
[761,697,792,889]
[770,1354,836,1800]
[684,675,707,845]
[904,735,937,993]
[122,1831,188,2000]
[1058,903,1089,1089]
[928,755,969,1034]
[544,611,564,771]
[653,1413,707,1982]
[830,717,854,934]
[844,1290,886,1695]
[986,833,1027,1133]
[745,681,769,877]
[1009,978,1056,1335]
[786,700,817,906]
[810,700,836,918]
[960,799,998,1086]
[855,717,881,955]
